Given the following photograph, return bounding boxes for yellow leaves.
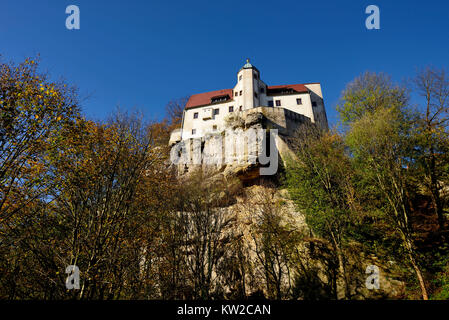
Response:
[37,83,59,98]
[52,90,58,97]
[35,115,39,120]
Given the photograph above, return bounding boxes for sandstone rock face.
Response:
[169,107,309,180]
[212,185,405,299]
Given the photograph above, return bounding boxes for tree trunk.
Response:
[405,239,428,300]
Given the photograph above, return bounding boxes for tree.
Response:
[46,111,165,299]
[165,96,189,128]
[336,72,408,125]
[0,57,79,223]
[234,184,300,299]
[0,58,80,299]
[413,67,449,230]
[339,72,429,300]
[175,171,240,299]
[286,123,361,299]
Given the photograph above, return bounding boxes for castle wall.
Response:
[182,100,235,139]
[181,91,323,141]
[176,62,329,144]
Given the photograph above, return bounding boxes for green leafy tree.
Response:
[340,72,429,299]
[286,124,361,299]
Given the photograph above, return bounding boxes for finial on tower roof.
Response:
[243,58,253,69]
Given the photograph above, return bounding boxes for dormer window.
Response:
[267,87,295,95]
[211,95,229,104]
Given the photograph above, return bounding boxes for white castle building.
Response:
[170,59,328,145]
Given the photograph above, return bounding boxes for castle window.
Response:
[255,92,258,98]
[239,106,242,111]
[260,87,265,93]
[213,108,219,115]
[235,92,238,97]
[268,101,273,107]
[312,101,317,107]
[192,129,196,135]
[275,100,281,106]
[229,106,234,112]
[239,90,242,96]
[239,75,242,81]
[296,98,302,105]
[212,125,217,131]
[193,112,198,119]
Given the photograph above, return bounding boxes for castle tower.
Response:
[234,59,260,111]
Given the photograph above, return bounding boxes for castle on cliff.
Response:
[169,60,329,178]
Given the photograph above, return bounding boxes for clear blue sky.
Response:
[1,0,448,126]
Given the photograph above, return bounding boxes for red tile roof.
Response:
[267,84,309,93]
[184,84,311,109]
[185,89,233,110]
